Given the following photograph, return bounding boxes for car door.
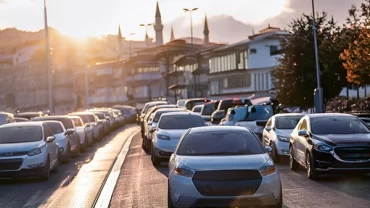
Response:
[43,124,58,166]
[263,117,274,145]
[296,119,308,164]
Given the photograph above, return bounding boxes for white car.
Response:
[168,126,282,208]
[69,116,89,152]
[0,122,59,180]
[262,113,305,162]
[151,112,206,166]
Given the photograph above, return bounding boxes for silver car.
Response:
[168,126,282,208]
[151,112,206,166]
[0,122,59,180]
[262,113,305,162]
[69,116,89,152]
[69,112,97,144]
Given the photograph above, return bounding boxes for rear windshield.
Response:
[276,116,304,129]
[71,114,95,123]
[158,115,205,129]
[45,122,64,134]
[153,110,184,122]
[311,117,370,134]
[0,126,43,144]
[32,117,74,129]
[177,131,264,156]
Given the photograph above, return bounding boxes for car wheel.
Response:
[306,152,319,180]
[289,147,299,171]
[151,145,161,166]
[41,156,50,181]
[73,141,81,157]
[81,137,88,153]
[271,143,280,163]
[167,184,175,208]
[51,159,59,173]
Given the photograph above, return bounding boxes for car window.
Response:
[158,115,205,129]
[43,124,54,137]
[241,106,273,121]
[176,131,265,156]
[275,116,304,129]
[0,126,43,144]
[45,122,64,134]
[72,118,83,127]
[311,117,370,134]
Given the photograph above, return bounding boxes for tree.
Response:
[273,12,347,109]
[340,1,370,87]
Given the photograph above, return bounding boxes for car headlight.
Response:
[259,160,276,176]
[175,163,195,178]
[157,134,171,140]
[277,135,290,142]
[312,139,332,152]
[28,148,42,156]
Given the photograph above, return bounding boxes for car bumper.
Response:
[313,149,370,173]
[0,152,48,178]
[153,143,177,159]
[0,166,46,178]
[169,171,282,208]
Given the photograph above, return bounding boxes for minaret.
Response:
[117,25,122,59]
[170,25,175,41]
[203,14,210,46]
[154,1,164,46]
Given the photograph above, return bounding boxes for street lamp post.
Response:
[44,0,53,113]
[183,8,198,46]
[311,0,323,113]
[139,23,153,48]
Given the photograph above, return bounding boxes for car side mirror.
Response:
[265,146,272,153]
[265,126,272,132]
[150,128,156,133]
[65,129,75,136]
[298,130,308,137]
[46,136,56,143]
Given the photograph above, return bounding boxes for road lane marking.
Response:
[94,129,140,208]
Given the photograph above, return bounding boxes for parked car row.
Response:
[0,105,136,181]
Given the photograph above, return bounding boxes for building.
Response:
[203,26,289,100]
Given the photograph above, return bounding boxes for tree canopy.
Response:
[273,12,348,109]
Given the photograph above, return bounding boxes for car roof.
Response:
[161,112,200,117]
[155,108,185,113]
[1,121,44,128]
[307,113,354,118]
[275,113,306,117]
[32,115,71,120]
[189,126,252,133]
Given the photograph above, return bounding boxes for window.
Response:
[46,122,65,134]
[158,115,205,129]
[250,48,257,54]
[311,117,370,134]
[275,116,304,129]
[0,126,43,144]
[270,45,281,56]
[210,81,219,94]
[238,52,244,69]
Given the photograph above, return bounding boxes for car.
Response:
[14,117,29,122]
[168,126,282,208]
[139,101,168,124]
[184,98,211,111]
[0,122,59,180]
[151,112,206,166]
[176,99,186,108]
[69,116,90,152]
[262,113,305,162]
[112,105,137,123]
[14,112,45,120]
[0,112,15,126]
[31,116,81,157]
[69,112,99,143]
[142,108,187,152]
[289,113,370,180]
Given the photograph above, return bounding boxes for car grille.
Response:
[0,159,23,171]
[0,151,28,157]
[192,170,262,196]
[334,147,370,162]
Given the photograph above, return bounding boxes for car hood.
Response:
[0,141,43,153]
[177,154,269,170]
[313,133,370,146]
[275,129,294,137]
[156,129,188,140]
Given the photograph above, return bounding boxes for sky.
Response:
[0,0,364,41]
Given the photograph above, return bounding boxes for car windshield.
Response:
[72,118,83,127]
[239,106,273,121]
[45,122,64,134]
[158,115,205,129]
[202,103,216,116]
[0,126,43,144]
[276,116,304,129]
[311,117,370,134]
[176,131,265,156]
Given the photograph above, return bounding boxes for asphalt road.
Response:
[110,132,370,208]
[0,124,139,208]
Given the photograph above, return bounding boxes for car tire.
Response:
[306,152,319,180]
[51,159,59,173]
[151,145,161,166]
[64,143,72,163]
[167,184,175,208]
[41,156,50,181]
[271,143,280,163]
[73,141,81,157]
[289,147,299,171]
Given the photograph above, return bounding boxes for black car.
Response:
[289,113,370,180]
[112,105,137,123]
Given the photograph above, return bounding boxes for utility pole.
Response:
[312,0,323,113]
[44,0,53,113]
